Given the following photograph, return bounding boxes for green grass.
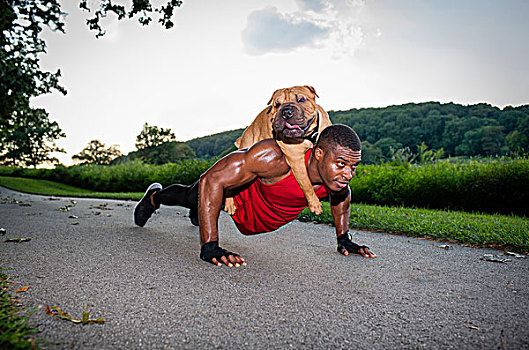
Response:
[2,176,527,252]
[0,176,142,200]
[0,270,40,349]
[300,202,529,252]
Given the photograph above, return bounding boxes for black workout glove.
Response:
[337,232,367,255]
[200,241,240,264]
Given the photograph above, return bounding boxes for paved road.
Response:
[1,186,528,349]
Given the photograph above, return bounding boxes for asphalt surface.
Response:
[1,186,528,349]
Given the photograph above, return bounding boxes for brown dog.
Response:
[227,85,331,215]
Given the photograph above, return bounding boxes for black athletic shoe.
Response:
[134,183,162,227]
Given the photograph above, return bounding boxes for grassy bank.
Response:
[300,203,528,252]
[2,176,527,252]
[0,176,142,200]
[0,270,40,349]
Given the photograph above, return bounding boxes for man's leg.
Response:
[152,180,199,226]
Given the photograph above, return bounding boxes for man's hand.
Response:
[337,232,376,258]
[200,242,247,267]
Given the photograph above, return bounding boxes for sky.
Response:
[32,0,529,165]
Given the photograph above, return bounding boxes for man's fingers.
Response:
[228,254,242,267]
[359,247,377,258]
[209,255,246,267]
[341,248,349,256]
[220,255,233,267]
[211,258,222,267]
[235,255,247,266]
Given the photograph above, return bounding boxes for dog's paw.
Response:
[224,197,237,216]
[309,200,323,215]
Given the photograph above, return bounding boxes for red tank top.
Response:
[232,149,330,235]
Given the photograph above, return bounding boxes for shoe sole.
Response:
[133,183,163,226]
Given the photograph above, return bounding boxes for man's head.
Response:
[312,124,362,192]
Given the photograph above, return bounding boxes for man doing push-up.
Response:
[134,124,376,267]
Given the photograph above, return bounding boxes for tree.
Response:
[0,105,65,167]
[72,139,122,165]
[1,0,182,148]
[1,0,67,136]
[135,122,176,150]
[114,141,195,165]
[80,0,183,38]
[360,140,383,164]
[505,130,528,154]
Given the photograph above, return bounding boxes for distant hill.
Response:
[329,102,529,162]
[113,141,196,165]
[120,102,528,164]
[185,128,244,158]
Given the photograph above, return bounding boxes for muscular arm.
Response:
[330,186,376,258]
[330,186,351,238]
[198,140,290,265]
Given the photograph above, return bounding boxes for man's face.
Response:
[316,145,361,192]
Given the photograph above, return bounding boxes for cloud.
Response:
[242,0,367,58]
[242,6,329,55]
[295,0,327,12]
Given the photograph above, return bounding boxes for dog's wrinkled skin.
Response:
[227,85,332,215]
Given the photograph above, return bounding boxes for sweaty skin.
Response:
[198,139,375,267]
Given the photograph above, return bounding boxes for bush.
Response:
[350,157,529,216]
[0,159,216,193]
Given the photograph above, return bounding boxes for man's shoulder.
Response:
[243,139,291,177]
[247,139,284,158]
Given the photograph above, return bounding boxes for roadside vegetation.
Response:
[0,270,40,349]
[300,203,528,252]
[1,176,527,252]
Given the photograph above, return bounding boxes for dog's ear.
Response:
[304,85,319,98]
[267,88,282,105]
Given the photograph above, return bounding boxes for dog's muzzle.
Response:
[274,102,311,138]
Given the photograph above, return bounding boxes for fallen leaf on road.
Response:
[480,254,510,263]
[19,203,32,207]
[504,252,525,258]
[437,244,453,250]
[466,325,480,330]
[69,215,79,219]
[14,286,29,293]
[4,238,31,243]
[0,228,5,235]
[71,222,80,225]
[46,305,105,325]
[90,203,112,210]
[58,201,77,212]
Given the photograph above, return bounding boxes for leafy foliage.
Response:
[117,141,195,165]
[79,0,183,38]
[0,158,215,192]
[0,0,66,136]
[185,128,244,158]
[72,139,122,165]
[1,1,184,167]
[0,106,65,168]
[349,157,529,216]
[135,122,176,150]
[330,102,529,162]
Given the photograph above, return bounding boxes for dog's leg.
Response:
[278,140,323,215]
[224,197,236,215]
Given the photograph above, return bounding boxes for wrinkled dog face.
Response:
[270,86,319,139]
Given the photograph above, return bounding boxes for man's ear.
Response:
[313,147,324,161]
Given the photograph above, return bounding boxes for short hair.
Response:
[316,124,361,152]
